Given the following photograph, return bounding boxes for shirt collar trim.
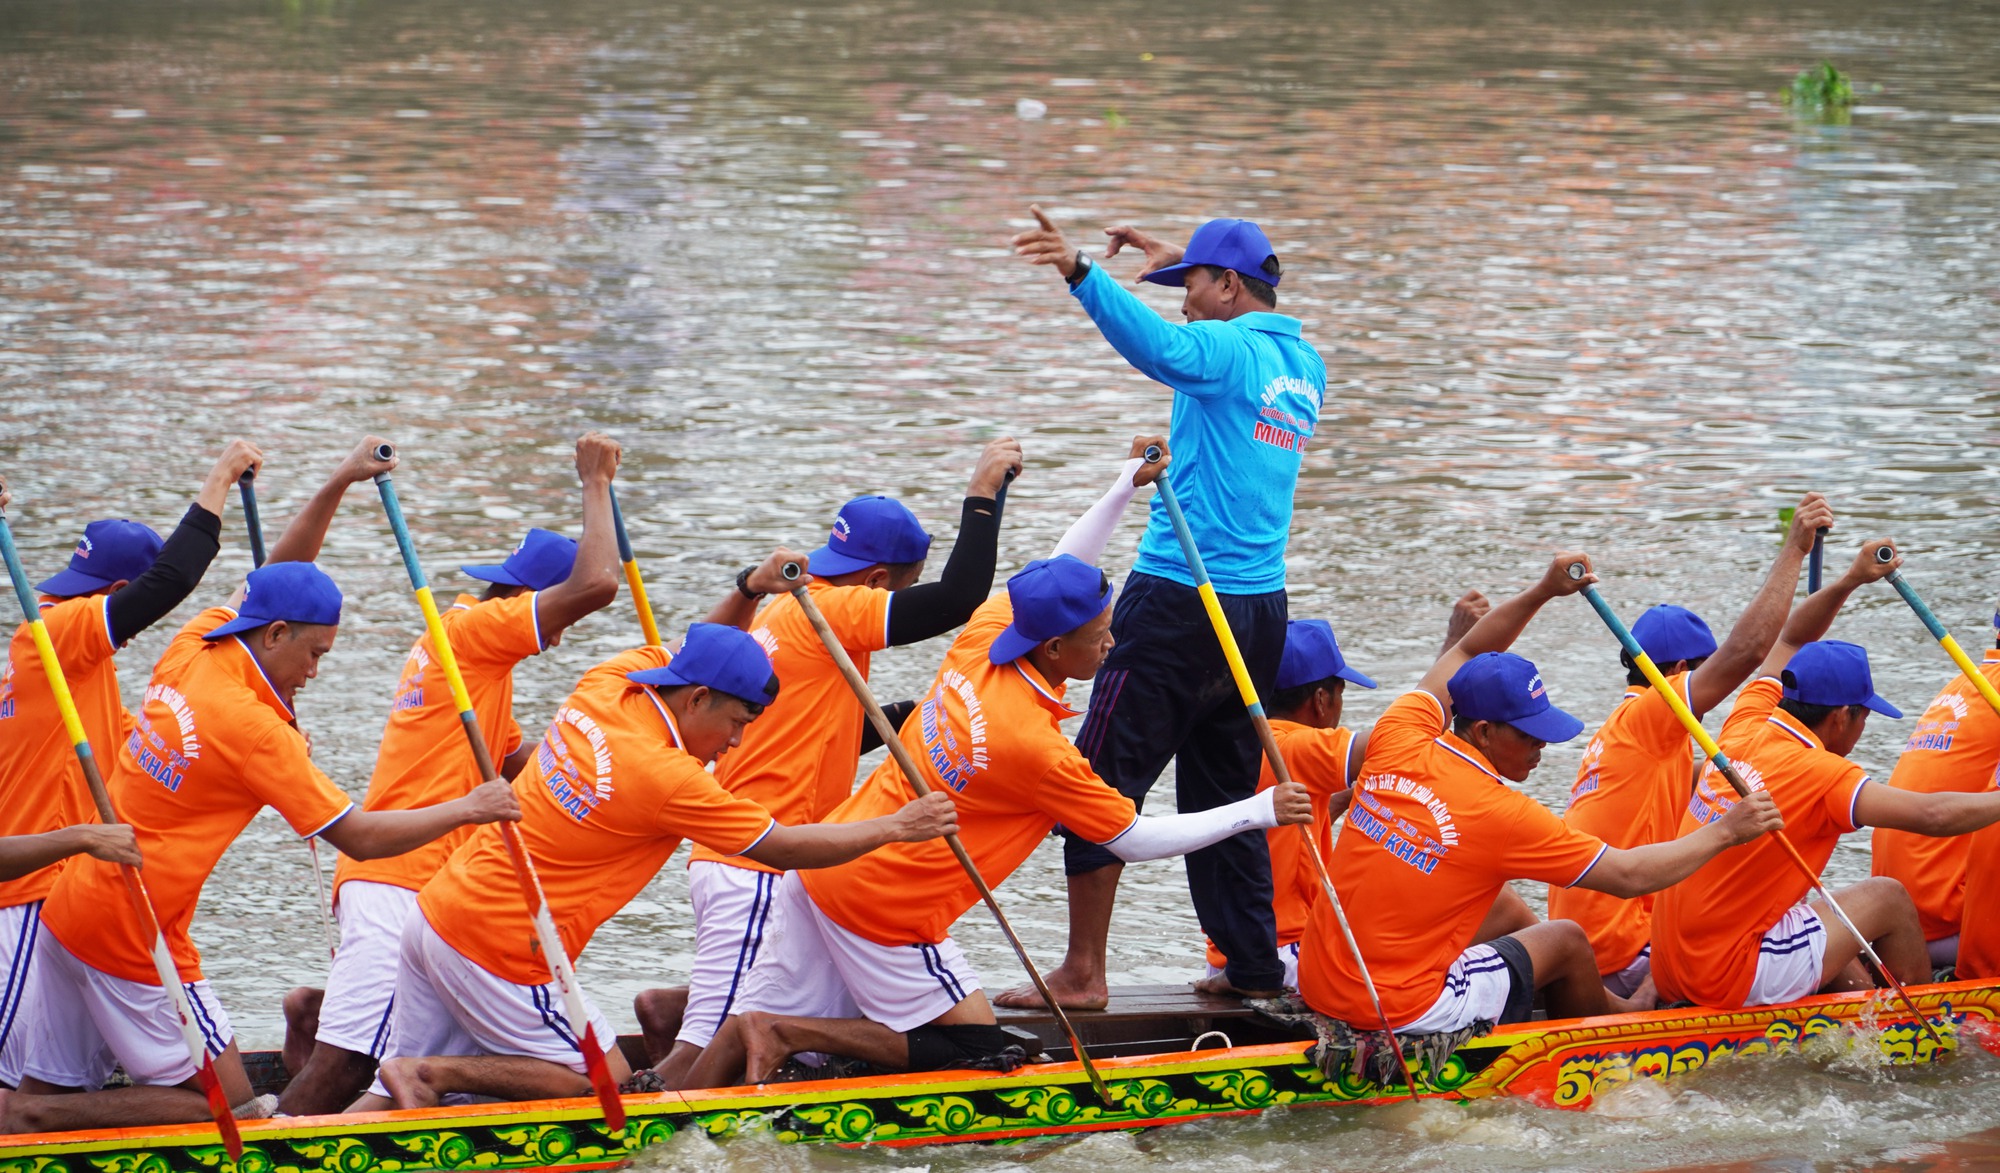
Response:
[228,634,295,721]
[1236,311,1303,337]
[1766,707,1821,750]
[1011,661,1079,719]
[1434,732,1504,783]
[640,685,686,750]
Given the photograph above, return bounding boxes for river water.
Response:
[4,0,2000,1166]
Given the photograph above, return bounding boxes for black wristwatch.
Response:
[735,567,763,600]
[1066,249,1093,288]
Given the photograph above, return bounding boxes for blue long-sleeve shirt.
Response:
[1071,262,1325,594]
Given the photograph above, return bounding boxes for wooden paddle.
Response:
[1144,446,1424,1101]
[1877,547,2000,720]
[781,562,1119,1108]
[1572,565,1947,1050]
[372,449,627,1133]
[0,507,244,1157]
[607,484,661,647]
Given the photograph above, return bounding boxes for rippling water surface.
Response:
[4,0,2000,1166]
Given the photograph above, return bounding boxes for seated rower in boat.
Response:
[354,622,957,1112]
[1551,492,1835,1005]
[1196,598,1542,993]
[1870,588,2000,974]
[1297,552,1784,1041]
[0,442,524,1137]
[1653,538,2000,1009]
[680,444,1316,1089]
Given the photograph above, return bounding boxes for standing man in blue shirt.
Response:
[1000,206,1325,1007]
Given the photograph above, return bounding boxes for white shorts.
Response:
[316,881,421,1058]
[368,911,616,1098]
[0,901,44,1085]
[1203,942,1300,990]
[1399,942,1521,1035]
[678,861,782,1049]
[1604,945,1652,1000]
[734,872,979,1033]
[15,926,231,1088]
[1744,906,1827,1007]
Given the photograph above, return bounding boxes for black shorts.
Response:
[1488,934,1537,1025]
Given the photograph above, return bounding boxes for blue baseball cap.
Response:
[1782,640,1901,718]
[204,562,344,640]
[35,519,164,597]
[808,496,932,577]
[462,528,579,591]
[1447,651,1584,743]
[627,622,780,706]
[1630,604,1718,665]
[1140,218,1281,289]
[990,555,1112,665]
[1277,619,1377,691]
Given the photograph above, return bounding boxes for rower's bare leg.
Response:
[1812,877,1930,992]
[282,986,325,1075]
[376,1047,632,1110]
[1474,884,1540,943]
[1514,920,1617,1020]
[276,1040,377,1118]
[5,1041,253,1134]
[687,994,995,1088]
[651,1042,702,1089]
[993,866,1118,1011]
[634,986,689,1065]
[682,1017,750,1090]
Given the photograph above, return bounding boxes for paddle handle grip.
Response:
[608,484,662,647]
[1885,563,2000,721]
[1809,527,1826,594]
[237,472,266,568]
[781,561,803,581]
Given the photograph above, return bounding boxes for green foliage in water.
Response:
[1781,62,1855,122]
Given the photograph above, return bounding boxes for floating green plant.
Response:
[1781,61,1855,123]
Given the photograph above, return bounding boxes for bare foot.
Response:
[634,986,690,1065]
[1607,975,1657,1015]
[281,986,324,1076]
[738,1012,790,1084]
[992,965,1107,1011]
[1192,974,1285,999]
[377,1058,441,1110]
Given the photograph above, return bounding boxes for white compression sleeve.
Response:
[1100,789,1279,864]
[1050,458,1146,564]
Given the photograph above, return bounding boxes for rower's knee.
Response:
[1836,876,1919,934]
[283,986,324,1027]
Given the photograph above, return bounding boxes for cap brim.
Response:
[1336,665,1379,690]
[461,564,526,586]
[201,614,269,641]
[987,624,1039,666]
[1863,694,1903,719]
[1139,261,1196,287]
[808,545,879,577]
[627,665,696,689]
[33,568,117,597]
[1507,704,1585,744]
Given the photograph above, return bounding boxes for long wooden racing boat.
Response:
[2,977,1992,1170]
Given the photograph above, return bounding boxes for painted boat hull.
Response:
[1,978,1991,1170]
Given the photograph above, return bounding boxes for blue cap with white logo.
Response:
[35,519,165,597]
[989,555,1112,666]
[1447,651,1584,743]
[808,496,932,577]
[1782,640,1901,718]
[204,562,345,640]
[1140,219,1281,289]
[1630,604,1719,665]
[462,528,579,591]
[628,622,780,706]
[1277,619,1376,691]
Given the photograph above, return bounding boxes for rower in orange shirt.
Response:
[1653,539,2000,1009]
[1551,493,1835,1003]
[275,433,630,1117]
[352,622,958,1110]
[0,440,522,1136]
[1869,601,2000,972]
[680,445,1317,1089]
[632,438,1022,1085]
[0,443,259,1085]
[1297,553,1785,1040]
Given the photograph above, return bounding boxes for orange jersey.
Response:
[1954,817,2000,979]
[802,596,1139,948]
[1650,678,1868,1008]
[335,593,539,898]
[1205,721,1353,969]
[0,596,123,908]
[418,647,777,986]
[1869,650,2000,941]
[1547,672,1699,974]
[40,607,355,984]
[1297,691,1607,1027]
[690,580,891,875]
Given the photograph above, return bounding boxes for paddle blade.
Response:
[581,1023,626,1133]
[197,1058,243,1159]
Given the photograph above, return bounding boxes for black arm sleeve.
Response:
[859,699,919,755]
[884,496,1001,647]
[105,504,222,646]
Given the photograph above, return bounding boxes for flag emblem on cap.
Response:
[1528,674,1546,700]
[76,537,92,558]
[831,516,852,543]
